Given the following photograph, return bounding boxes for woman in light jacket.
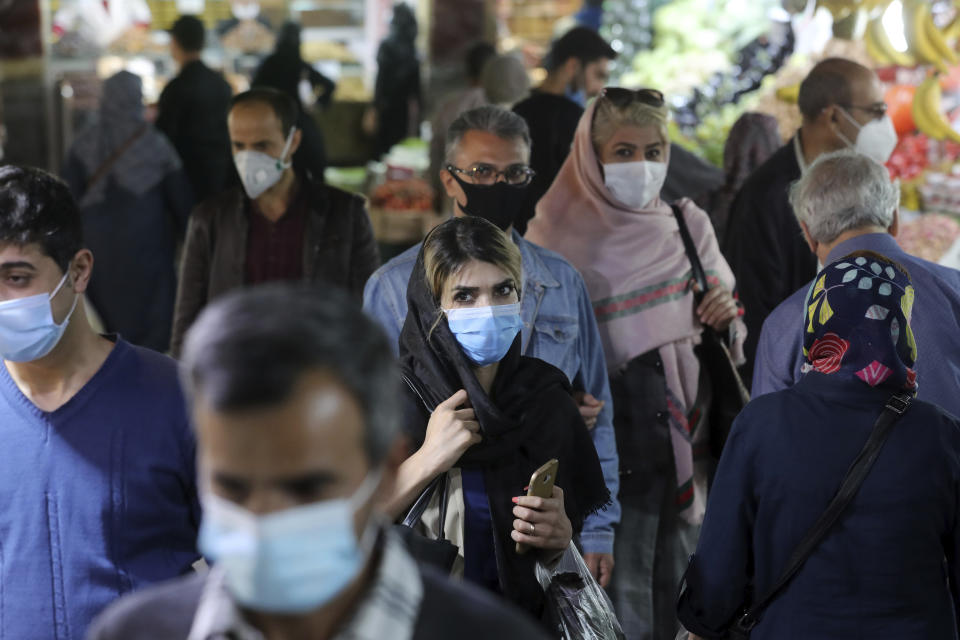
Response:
[525,87,746,640]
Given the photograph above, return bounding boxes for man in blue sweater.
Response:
[0,167,201,639]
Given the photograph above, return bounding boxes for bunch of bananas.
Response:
[912,74,960,142]
[865,14,917,66]
[902,0,959,72]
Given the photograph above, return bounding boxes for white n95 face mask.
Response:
[838,110,898,165]
[234,127,296,200]
[0,271,79,363]
[603,161,668,210]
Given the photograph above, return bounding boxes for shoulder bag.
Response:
[392,375,459,572]
[671,204,750,458]
[677,393,913,638]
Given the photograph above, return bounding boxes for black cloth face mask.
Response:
[449,173,529,231]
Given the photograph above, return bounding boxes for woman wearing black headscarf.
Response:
[388,216,610,618]
[62,70,193,352]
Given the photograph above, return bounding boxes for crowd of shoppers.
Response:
[1,7,958,640]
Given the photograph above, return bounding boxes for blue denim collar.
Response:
[512,230,560,290]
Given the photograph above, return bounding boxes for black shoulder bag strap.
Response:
[671,204,709,298]
[399,375,449,538]
[734,393,913,632]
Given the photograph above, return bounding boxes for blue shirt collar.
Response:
[826,233,902,265]
[512,230,560,289]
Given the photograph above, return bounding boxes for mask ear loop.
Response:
[835,107,861,149]
[49,270,80,328]
[277,126,297,169]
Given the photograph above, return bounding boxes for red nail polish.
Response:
[523,485,529,491]
[512,496,519,503]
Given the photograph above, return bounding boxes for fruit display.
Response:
[912,73,960,143]
[370,179,433,212]
[902,0,958,73]
[896,212,960,262]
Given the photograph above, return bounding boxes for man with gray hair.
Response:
[89,284,550,640]
[752,150,960,415]
[363,105,621,587]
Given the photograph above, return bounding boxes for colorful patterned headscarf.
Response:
[803,252,918,393]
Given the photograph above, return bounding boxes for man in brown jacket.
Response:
[169,87,379,356]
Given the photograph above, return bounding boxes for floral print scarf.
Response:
[803,251,918,393]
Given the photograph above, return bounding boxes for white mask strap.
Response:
[279,126,296,166]
[49,270,71,300]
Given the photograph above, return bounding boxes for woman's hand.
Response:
[695,284,739,332]
[510,486,573,554]
[416,389,481,476]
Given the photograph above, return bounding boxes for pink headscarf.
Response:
[525,100,736,370]
[525,99,743,524]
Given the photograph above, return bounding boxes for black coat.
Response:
[721,138,817,387]
[156,60,234,202]
[86,564,551,640]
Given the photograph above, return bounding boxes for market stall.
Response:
[599,0,960,267]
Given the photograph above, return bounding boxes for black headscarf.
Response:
[398,247,610,615]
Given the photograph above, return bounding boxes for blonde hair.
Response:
[591,94,669,153]
[423,217,522,303]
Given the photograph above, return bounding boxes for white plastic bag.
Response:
[535,544,626,640]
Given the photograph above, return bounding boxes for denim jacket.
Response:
[363,231,620,554]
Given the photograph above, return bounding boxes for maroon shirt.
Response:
[245,185,307,285]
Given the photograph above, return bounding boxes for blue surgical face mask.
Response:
[565,86,587,107]
[198,470,381,614]
[445,302,523,367]
[0,271,79,363]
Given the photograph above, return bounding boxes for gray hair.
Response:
[788,150,899,244]
[481,54,531,106]
[444,105,532,164]
[181,284,400,466]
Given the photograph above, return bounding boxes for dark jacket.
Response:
[722,137,816,386]
[155,60,234,202]
[86,565,551,640]
[512,91,584,234]
[169,175,380,355]
[678,372,960,639]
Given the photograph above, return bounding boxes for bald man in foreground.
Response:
[722,58,895,385]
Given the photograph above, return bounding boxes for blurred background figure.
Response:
[481,53,531,108]
[62,70,192,352]
[698,112,781,246]
[370,3,422,158]
[429,41,496,211]
[512,26,617,234]
[156,15,234,203]
[253,20,334,179]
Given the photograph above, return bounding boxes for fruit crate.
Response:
[369,208,446,245]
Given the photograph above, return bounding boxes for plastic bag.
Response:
[535,544,626,640]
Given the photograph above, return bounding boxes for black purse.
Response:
[677,393,913,638]
[671,204,750,459]
[393,472,459,572]
[393,375,460,573]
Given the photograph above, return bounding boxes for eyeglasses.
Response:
[599,87,665,108]
[839,103,888,120]
[446,163,536,187]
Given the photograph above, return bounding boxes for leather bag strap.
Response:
[671,204,709,295]
[400,375,450,539]
[735,393,913,632]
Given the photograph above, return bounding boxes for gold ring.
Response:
[529,523,535,535]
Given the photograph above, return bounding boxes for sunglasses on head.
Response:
[600,87,665,108]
